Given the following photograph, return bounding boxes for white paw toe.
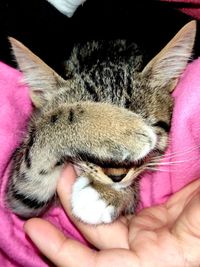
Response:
[71,176,115,224]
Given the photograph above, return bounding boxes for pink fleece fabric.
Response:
[162,0,200,19]
[0,58,200,266]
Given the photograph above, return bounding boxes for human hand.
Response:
[24,165,200,267]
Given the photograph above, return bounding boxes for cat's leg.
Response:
[6,165,63,218]
[6,131,65,218]
[6,101,153,219]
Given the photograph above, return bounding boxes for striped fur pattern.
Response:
[6,21,196,224]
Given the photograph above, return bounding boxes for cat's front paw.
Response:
[71,176,116,224]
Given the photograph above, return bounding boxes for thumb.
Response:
[172,192,200,265]
[58,164,130,250]
[57,162,77,217]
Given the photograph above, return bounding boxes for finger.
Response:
[24,218,97,267]
[166,179,200,223]
[24,218,136,267]
[57,165,129,249]
[172,192,200,265]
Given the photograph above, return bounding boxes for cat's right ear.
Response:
[9,37,67,108]
[141,20,196,92]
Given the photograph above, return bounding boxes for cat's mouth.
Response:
[102,150,163,185]
[102,160,144,183]
[74,159,145,187]
[74,153,157,187]
[104,164,144,186]
[102,168,129,183]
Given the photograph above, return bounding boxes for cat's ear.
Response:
[9,37,67,108]
[141,20,196,91]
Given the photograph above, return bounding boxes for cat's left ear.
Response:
[141,20,196,91]
[9,37,67,108]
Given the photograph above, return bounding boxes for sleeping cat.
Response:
[6,21,196,224]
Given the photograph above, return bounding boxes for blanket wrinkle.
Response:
[0,58,200,266]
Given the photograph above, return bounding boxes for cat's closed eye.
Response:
[152,121,170,132]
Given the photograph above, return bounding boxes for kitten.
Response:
[6,21,196,224]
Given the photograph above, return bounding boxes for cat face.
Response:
[6,21,197,223]
[9,21,196,189]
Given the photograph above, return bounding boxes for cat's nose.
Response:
[108,174,126,183]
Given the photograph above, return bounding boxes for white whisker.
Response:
[146,167,170,172]
[151,145,200,161]
[148,157,199,167]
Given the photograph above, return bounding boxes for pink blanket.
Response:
[0,59,200,266]
[162,0,200,19]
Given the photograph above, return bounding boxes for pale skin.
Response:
[24,165,200,267]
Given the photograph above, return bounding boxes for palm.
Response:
[126,208,188,267]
